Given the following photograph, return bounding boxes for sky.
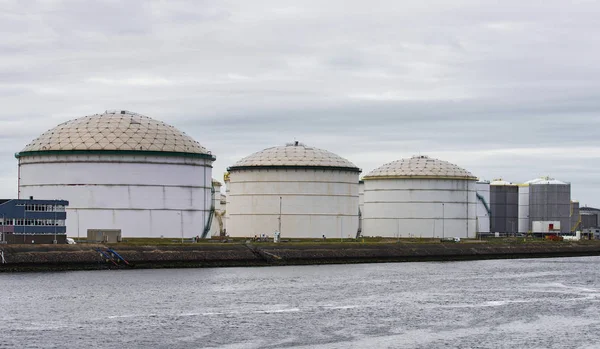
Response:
[1,0,599,206]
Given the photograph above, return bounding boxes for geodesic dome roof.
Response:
[17,110,214,159]
[363,155,476,180]
[228,141,360,172]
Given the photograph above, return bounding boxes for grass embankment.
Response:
[72,236,600,247]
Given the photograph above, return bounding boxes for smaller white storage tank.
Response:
[529,177,571,234]
[490,179,519,234]
[359,180,365,235]
[518,177,544,233]
[475,180,491,234]
[571,200,580,233]
[209,179,225,237]
[362,155,478,239]
[226,142,361,239]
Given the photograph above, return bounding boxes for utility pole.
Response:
[442,203,445,239]
[278,196,282,234]
[340,216,343,242]
[180,210,184,244]
[54,204,57,244]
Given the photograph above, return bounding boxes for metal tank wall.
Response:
[518,185,530,233]
[227,168,359,239]
[581,213,598,229]
[475,181,491,234]
[529,181,571,233]
[363,179,477,239]
[490,183,519,233]
[208,181,223,237]
[358,180,364,236]
[570,201,580,232]
[224,174,230,236]
[18,154,213,238]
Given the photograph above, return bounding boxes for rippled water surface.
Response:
[3,257,600,348]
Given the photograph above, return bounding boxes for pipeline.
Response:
[201,185,216,239]
[476,193,492,216]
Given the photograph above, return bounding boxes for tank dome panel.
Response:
[18,110,211,156]
[363,155,476,180]
[228,142,359,171]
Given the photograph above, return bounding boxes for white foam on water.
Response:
[253,308,300,314]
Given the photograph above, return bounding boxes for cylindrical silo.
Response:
[226,142,361,239]
[16,110,215,239]
[358,180,364,236]
[209,179,224,237]
[529,177,571,233]
[518,178,543,233]
[581,212,598,229]
[475,180,491,234]
[362,155,477,239]
[570,200,580,232]
[490,179,519,234]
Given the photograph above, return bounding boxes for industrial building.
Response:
[362,155,478,239]
[475,180,491,234]
[490,179,519,234]
[0,198,68,244]
[226,141,361,239]
[16,110,216,239]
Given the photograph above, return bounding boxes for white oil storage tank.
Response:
[475,180,491,235]
[16,110,216,239]
[571,200,580,233]
[362,155,477,239]
[226,141,361,239]
[490,179,519,234]
[518,177,543,233]
[529,177,571,234]
[359,180,365,236]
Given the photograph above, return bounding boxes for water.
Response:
[2,257,600,348]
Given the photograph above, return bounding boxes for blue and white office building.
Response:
[0,198,68,244]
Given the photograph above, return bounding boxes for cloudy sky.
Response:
[1,0,599,205]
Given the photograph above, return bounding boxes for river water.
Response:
[2,257,600,349]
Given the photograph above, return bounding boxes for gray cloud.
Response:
[0,0,599,205]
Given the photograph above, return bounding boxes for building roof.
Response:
[520,176,569,186]
[228,141,360,172]
[16,110,214,159]
[581,206,600,212]
[363,155,476,180]
[491,179,516,186]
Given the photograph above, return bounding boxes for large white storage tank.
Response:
[226,141,361,239]
[362,155,478,239]
[16,110,216,239]
[475,180,491,234]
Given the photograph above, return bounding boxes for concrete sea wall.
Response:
[2,241,600,272]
